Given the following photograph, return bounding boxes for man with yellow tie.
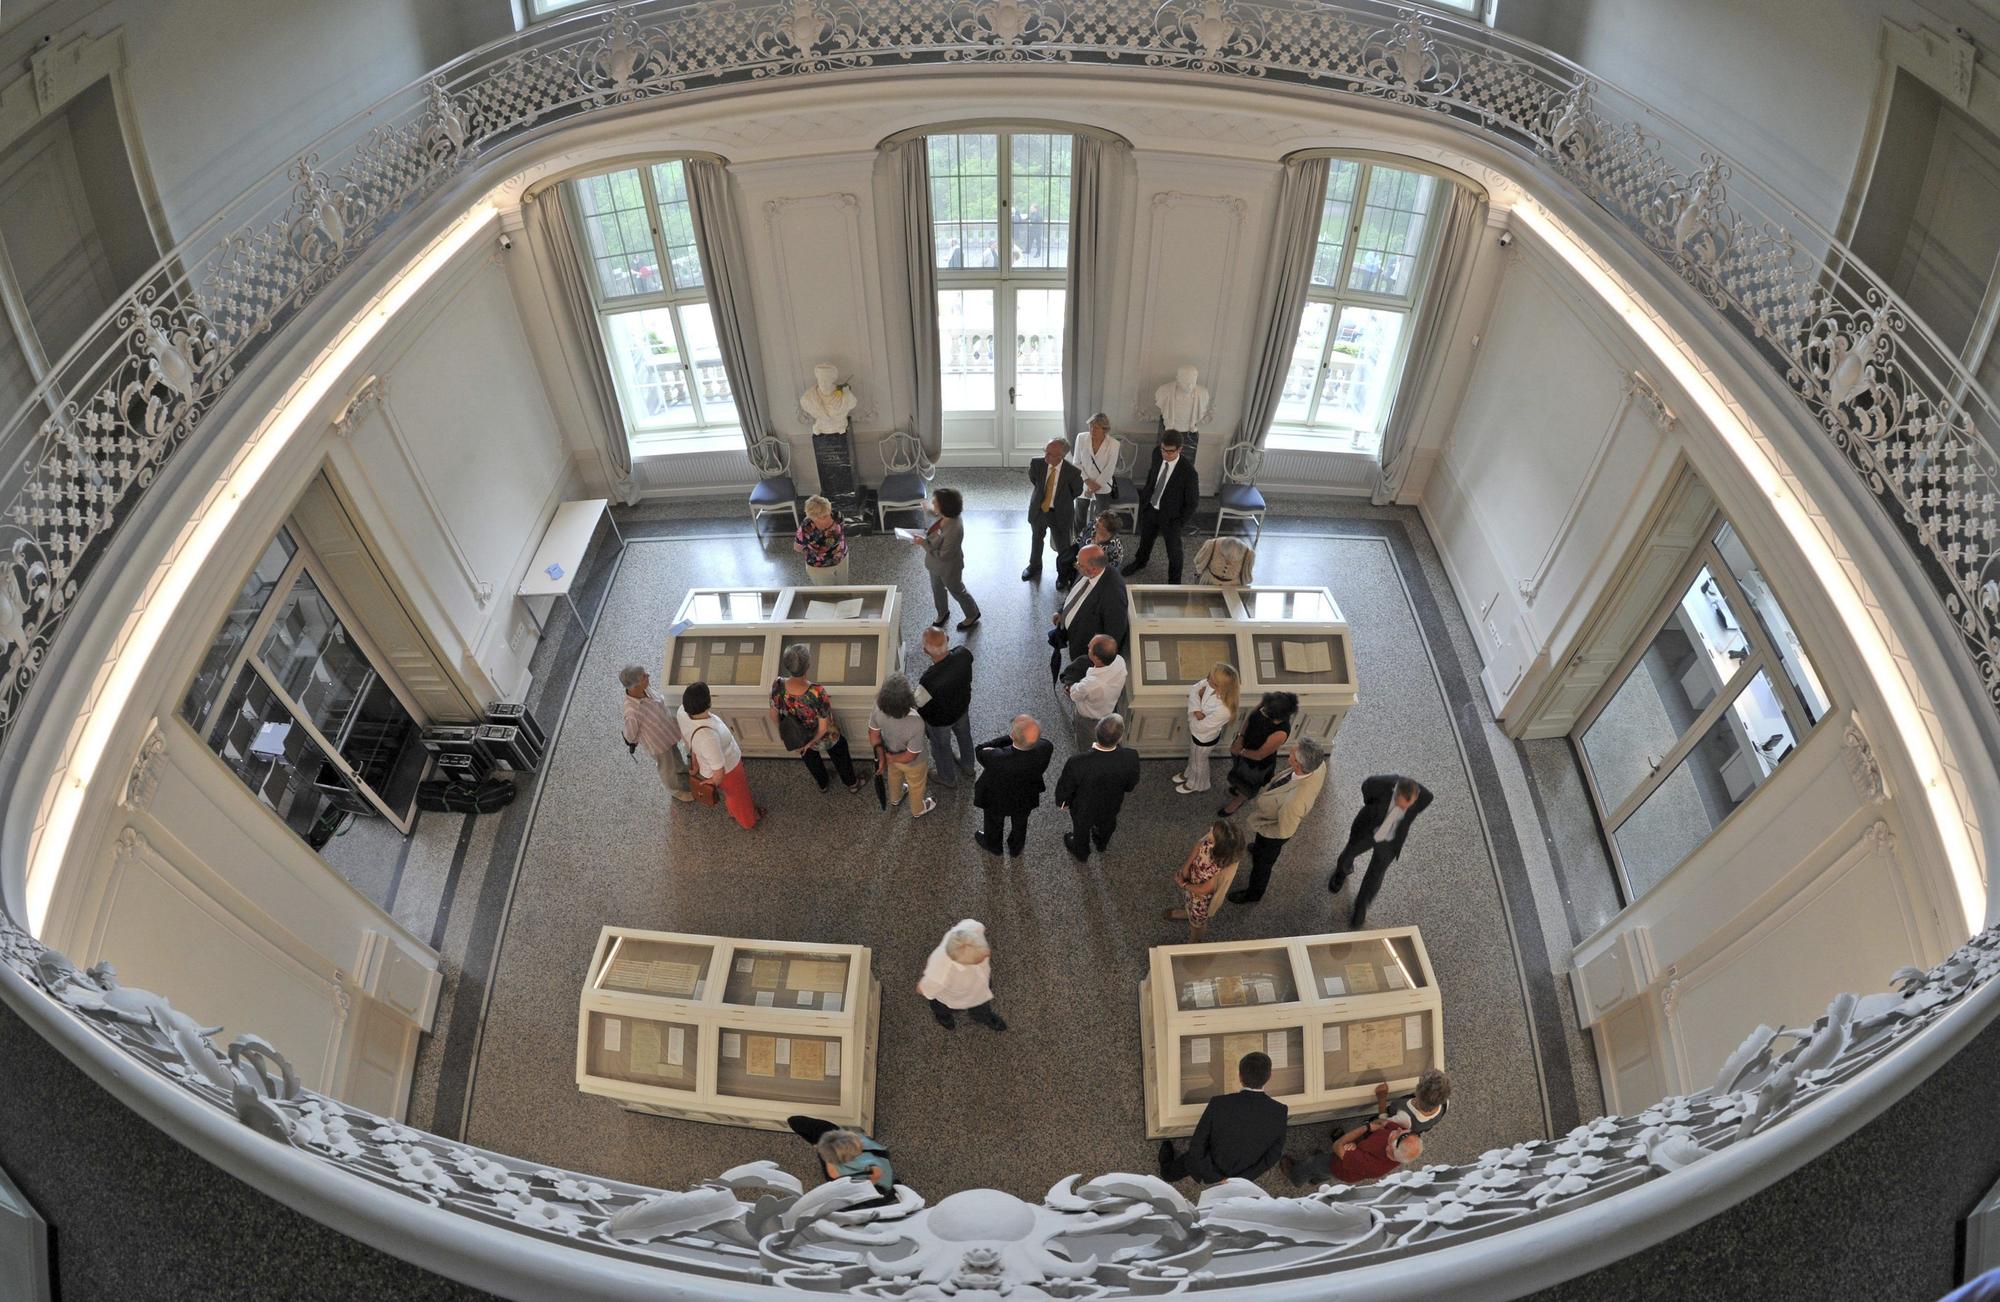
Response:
[1024,437,1085,583]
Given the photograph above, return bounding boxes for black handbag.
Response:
[1228,754,1277,793]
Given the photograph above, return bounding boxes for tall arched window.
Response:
[930,131,1073,464]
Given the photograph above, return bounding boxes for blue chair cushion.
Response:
[878,471,926,503]
[1218,483,1266,513]
[749,475,796,506]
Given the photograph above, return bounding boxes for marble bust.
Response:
[1155,364,1211,432]
[800,362,858,434]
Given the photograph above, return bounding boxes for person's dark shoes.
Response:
[1021,567,1040,581]
[932,1005,957,1030]
[1006,843,1024,857]
[1062,833,1090,861]
[930,616,950,629]
[957,617,980,631]
[985,1013,1008,1032]
[1327,873,1347,893]
[1350,913,1369,930]
[930,776,956,789]
[1120,562,1142,577]
[972,832,1001,855]
[1279,1154,1299,1186]
[1157,1140,1179,1180]
[1226,890,1258,905]
[847,779,867,794]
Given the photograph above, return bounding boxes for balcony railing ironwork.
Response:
[1,2,1997,1297]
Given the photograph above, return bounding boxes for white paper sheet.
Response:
[602,1017,622,1052]
[797,991,814,1006]
[1189,1038,1212,1065]
[1405,1015,1424,1050]
[826,1042,842,1076]
[824,992,843,1012]
[1266,1030,1289,1068]
[894,527,925,543]
[1384,966,1408,990]
[1323,1025,1342,1053]
[1190,984,1216,1009]
[755,990,774,1007]
[738,640,756,654]
[736,956,754,973]
[722,1032,742,1058]
[805,600,840,619]
[666,1025,685,1067]
[775,1038,792,1066]
[1322,975,1346,997]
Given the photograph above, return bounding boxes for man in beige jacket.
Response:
[1226,736,1329,905]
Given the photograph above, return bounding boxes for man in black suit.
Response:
[1121,430,1200,584]
[1048,545,1130,682]
[1328,774,1434,929]
[1024,438,1085,582]
[972,714,1054,857]
[1158,1051,1288,1184]
[1053,713,1142,860]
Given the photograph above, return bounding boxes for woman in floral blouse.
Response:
[769,642,864,794]
[1164,818,1244,942]
[794,495,849,585]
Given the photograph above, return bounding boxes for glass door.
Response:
[931,131,1071,465]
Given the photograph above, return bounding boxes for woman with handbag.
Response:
[1173,662,1239,795]
[1163,819,1244,942]
[677,681,761,829]
[868,674,935,818]
[1217,691,1297,817]
[769,643,865,794]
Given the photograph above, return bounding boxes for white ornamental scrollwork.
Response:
[747,0,872,78]
[1842,723,1885,802]
[126,727,167,811]
[1149,0,1270,76]
[1355,12,1465,106]
[577,7,678,102]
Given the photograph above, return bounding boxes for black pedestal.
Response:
[810,427,871,534]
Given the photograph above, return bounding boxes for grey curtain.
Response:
[1062,134,1125,441]
[527,186,635,502]
[1375,185,1486,504]
[684,157,773,454]
[886,138,943,458]
[1233,156,1331,453]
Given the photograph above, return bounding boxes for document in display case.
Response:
[1123,585,1357,757]
[1139,926,1439,1137]
[577,927,879,1131]
[663,586,902,757]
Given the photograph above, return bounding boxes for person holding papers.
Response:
[1327,773,1435,929]
[909,488,980,631]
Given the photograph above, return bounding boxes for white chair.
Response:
[1214,443,1267,546]
[746,436,799,542]
[876,429,934,529]
[1099,438,1143,531]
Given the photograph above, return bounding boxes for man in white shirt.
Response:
[915,919,1006,1032]
[1328,773,1434,928]
[620,664,692,804]
[1062,634,1128,747]
[677,681,761,830]
[1067,412,1120,519]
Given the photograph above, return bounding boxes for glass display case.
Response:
[664,586,903,757]
[1140,926,1440,1137]
[577,927,879,1131]
[1124,585,1358,757]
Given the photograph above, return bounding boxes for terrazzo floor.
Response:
[392,475,1611,1201]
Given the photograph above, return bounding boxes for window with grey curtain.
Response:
[886,137,942,458]
[1062,134,1124,441]
[1231,156,1331,453]
[526,187,635,502]
[1374,185,1486,504]
[683,157,773,454]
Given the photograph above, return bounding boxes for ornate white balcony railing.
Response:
[1,1,1998,1296]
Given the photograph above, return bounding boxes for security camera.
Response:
[1497,231,1514,248]
[498,233,514,251]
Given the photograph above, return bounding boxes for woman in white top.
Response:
[1068,413,1120,514]
[915,919,1007,1032]
[1174,663,1240,795]
[676,681,760,829]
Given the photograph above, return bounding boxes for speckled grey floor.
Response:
[391,474,1608,1200]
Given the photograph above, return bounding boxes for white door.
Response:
[930,131,1072,467]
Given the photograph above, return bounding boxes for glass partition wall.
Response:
[1574,514,1831,901]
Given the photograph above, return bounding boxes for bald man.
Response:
[972,714,1054,856]
[1025,437,1085,582]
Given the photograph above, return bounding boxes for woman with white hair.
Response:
[915,919,1007,1032]
[618,664,691,804]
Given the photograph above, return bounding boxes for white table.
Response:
[518,498,624,635]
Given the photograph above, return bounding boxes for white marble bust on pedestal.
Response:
[800,362,858,434]
[1155,364,1211,432]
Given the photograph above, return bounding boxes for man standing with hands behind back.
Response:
[972,715,1055,857]
[1122,430,1200,584]
[1024,438,1084,582]
[1329,774,1434,929]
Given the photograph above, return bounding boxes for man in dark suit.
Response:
[1158,1051,1289,1184]
[1053,713,1142,860]
[1328,774,1435,929]
[972,714,1054,857]
[1120,430,1200,584]
[1024,438,1084,582]
[1048,545,1130,682]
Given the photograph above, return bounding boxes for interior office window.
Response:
[182,529,431,851]
[0,77,159,423]
[565,160,735,447]
[1574,517,1831,900]
[1275,160,1443,454]
[931,132,1071,420]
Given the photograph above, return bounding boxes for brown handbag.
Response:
[686,727,721,805]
